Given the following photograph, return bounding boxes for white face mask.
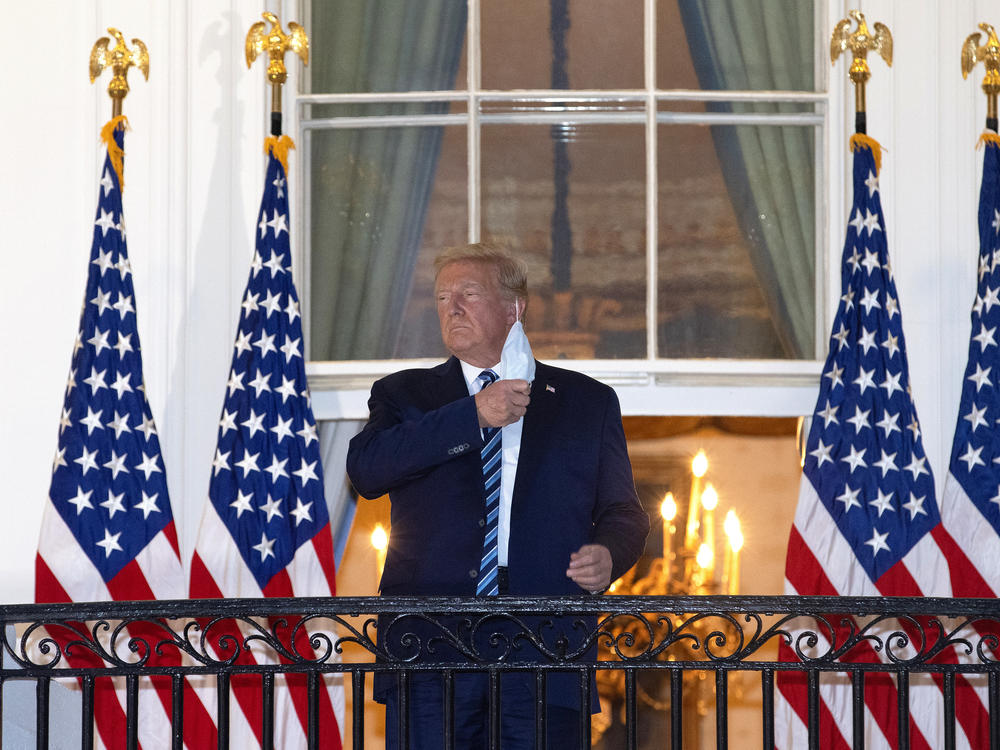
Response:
[501,320,535,383]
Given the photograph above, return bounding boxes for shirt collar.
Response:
[459,358,503,393]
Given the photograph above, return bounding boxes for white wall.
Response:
[1,0,996,604]
[0,0,275,603]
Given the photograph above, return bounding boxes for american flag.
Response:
[934,133,1000,746]
[775,136,988,748]
[940,134,1000,600]
[189,137,343,749]
[36,118,215,748]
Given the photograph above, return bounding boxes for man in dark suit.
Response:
[347,243,649,749]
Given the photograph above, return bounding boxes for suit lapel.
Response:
[512,362,557,502]
[428,356,470,408]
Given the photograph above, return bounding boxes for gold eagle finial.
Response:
[831,11,892,119]
[962,23,1000,125]
[831,10,893,71]
[90,28,149,118]
[962,22,1000,80]
[246,12,308,129]
[245,12,309,86]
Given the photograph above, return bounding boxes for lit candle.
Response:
[730,534,743,595]
[723,510,743,595]
[371,523,388,578]
[660,491,677,560]
[685,451,708,550]
[700,483,718,582]
[722,510,734,592]
[723,541,731,594]
[696,542,713,571]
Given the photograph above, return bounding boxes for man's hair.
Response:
[433,242,529,304]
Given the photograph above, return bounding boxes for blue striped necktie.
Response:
[476,369,501,596]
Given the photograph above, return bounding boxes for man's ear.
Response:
[512,297,526,323]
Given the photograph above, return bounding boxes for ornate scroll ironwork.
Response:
[5,595,1000,676]
[8,596,1000,747]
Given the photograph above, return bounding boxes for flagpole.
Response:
[962,23,1000,133]
[42,25,216,750]
[830,11,892,135]
[776,14,961,748]
[246,12,310,137]
[194,13,343,747]
[89,28,148,120]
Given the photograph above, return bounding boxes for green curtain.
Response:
[309,0,467,360]
[309,0,467,562]
[677,0,815,358]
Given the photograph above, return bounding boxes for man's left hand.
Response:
[566,544,612,593]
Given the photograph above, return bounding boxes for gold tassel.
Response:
[265,135,296,175]
[849,133,883,172]
[977,131,1000,149]
[100,115,130,192]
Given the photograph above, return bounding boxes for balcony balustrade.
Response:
[4,595,1000,749]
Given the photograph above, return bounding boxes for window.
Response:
[297,0,834,419]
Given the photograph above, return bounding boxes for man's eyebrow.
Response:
[437,281,486,292]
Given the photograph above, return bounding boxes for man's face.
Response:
[435,260,519,367]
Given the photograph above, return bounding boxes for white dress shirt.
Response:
[459,359,523,567]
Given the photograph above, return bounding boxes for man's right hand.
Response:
[476,379,530,428]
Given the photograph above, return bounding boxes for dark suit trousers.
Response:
[383,672,582,750]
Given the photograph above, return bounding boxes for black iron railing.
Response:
[4,595,1000,749]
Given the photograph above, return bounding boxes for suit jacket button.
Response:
[479,518,486,527]
[469,569,478,579]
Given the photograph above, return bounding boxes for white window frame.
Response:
[288,0,849,420]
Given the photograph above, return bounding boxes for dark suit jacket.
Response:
[347,357,649,709]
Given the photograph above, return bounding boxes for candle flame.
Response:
[696,543,713,569]
[701,484,719,511]
[371,523,388,551]
[724,510,744,552]
[729,528,744,553]
[691,451,708,478]
[724,509,739,537]
[660,492,677,521]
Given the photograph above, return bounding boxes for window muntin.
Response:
[300,0,825,368]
